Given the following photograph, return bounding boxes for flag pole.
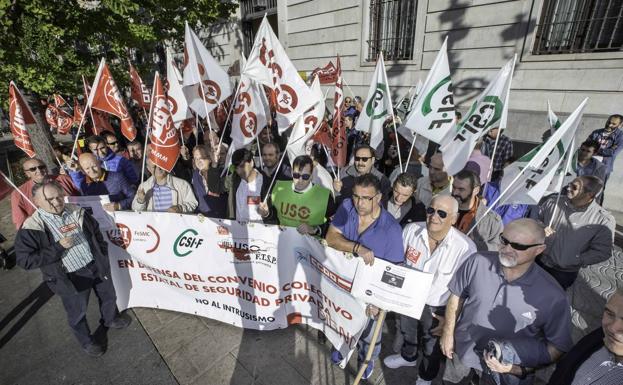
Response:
[197,80,216,133]
[218,78,244,151]
[403,133,418,171]
[255,135,265,169]
[0,170,36,210]
[481,130,502,199]
[72,63,105,160]
[321,145,338,180]
[342,78,356,99]
[352,310,387,385]
[261,150,287,205]
[140,72,159,186]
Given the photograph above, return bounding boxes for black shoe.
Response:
[105,314,131,329]
[82,342,105,357]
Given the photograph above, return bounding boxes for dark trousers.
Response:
[537,260,578,290]
[400,304,446,381]
[59,262,118,347]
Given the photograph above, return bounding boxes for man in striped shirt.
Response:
[14,181,130,356]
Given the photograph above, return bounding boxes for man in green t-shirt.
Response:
[258,155,335,236]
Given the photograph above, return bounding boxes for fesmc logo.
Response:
[218,239,276,265]
[107,223,160,253]
[174,229,204,257]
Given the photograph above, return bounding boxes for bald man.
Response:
[14,181,130,356]
[68,153,135,211]
[384,195,476,385]
[12,158,80,229]
[441,218,573,384]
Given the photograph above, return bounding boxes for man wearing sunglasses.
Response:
[537,176,615,290]
[451,169,503,251]
[384,195,476,385]
[102,131,127,158]
[333,145,391,203]
[12,158,80,230]
[441,218,573,385]
[326,173,404,379]
[86,135,139,186]
[258,155,335,236]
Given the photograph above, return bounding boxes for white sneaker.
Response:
[415,379,432,385]
[383,354,417,369]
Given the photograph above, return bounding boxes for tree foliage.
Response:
[0,0,238,104]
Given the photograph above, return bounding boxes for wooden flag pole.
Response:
[351,310,386,385]
[0,170,36,210]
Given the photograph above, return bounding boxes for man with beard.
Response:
[440,219,573,385]
[451,169,502,251]
[537,176,615,289]
[334,145,391,202]
[415,153,452,207]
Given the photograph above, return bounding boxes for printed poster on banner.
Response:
[351,258,434,320]
[106,212,368,359]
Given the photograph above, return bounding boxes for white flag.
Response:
[441,55,516,176]
[182,22,232,118]
[355,52,393,148]
[498,98,587,205]
[243,16,319,128]
[166,48,192,125]
[230,75,268,148]
[286,77,325,162]
[547,100,562,134]
[410,79,423,111]
[402,37,455,145]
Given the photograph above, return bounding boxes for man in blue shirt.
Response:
[86,135,139,186]
[326,173,404,380]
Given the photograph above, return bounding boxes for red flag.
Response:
[45,104,58,130]
[129,63,151,109]
[56,109,74,135]
[330,56,346,167]
[312,119,332,148]
[89,59,136,141]
[8,82,37,157]
[180,118,195,140]
[148,72,180,172]
[311,61,338,85]
[73,97,84,123]
[82,76,114,134]
[54,94,67,107]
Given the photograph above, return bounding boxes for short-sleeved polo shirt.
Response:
[330,198,404,263]
[448,252,573,370]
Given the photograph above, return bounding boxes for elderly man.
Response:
[68,153,135,211]
[415,153,452,207]
[326,174,404,380]
[452,169,503,251]
[12,158,80,229]
[261,142,291,181]
[132,160,197,213]
[226,148,270,222]
[86,135,139,186]
[384,172,427,227]
[384,195,476,385]
[258,155,335,236]
[14,181,130,356]
[334,145,391,202]
[440,218,573,385]
[537,176,615,289]
[126,140,145,178]
[548,288,623,384]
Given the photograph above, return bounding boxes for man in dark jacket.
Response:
[384,172,426,227]
[14,181,130,356]
[226,148,271,221]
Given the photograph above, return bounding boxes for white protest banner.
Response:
[65,195,114,229]
[351,258,433,320]
[106,212,367,358]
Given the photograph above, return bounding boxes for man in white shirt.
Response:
[384,194,476,385]
[227,148,268,222]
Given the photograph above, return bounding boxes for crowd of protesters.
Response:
[8,95,622,384]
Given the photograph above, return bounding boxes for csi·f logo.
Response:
[366,83,388,120]
[174,229,204,257]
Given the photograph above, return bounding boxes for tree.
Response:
[0,0,237,168]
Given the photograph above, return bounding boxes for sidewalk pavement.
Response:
[1,191,621,385]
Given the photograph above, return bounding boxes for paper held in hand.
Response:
[351,258,434,320]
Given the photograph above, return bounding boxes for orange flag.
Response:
[45,104,58,130]
[73,97,84,123]
[54,94,67,107]
[129,63,151,109]
[82,76,114,135]
[148,72,180,172]
[8,82,37,157]
[89,59,136,141]
[330,56,346,167]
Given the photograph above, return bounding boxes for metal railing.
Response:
[534,0,623,54]
[240,0,277,20]
[367,0,417,61]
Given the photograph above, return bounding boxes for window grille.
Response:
[534,0,623,54]
[367,0,417,61]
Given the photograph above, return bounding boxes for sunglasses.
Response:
[24,165,47,172]
[355,156,372,162]
[292,172,311,180]
[426,206,448,219]
[499,234,543,251]
[107,141,118,146]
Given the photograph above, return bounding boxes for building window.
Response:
[240,0,278,56]
[534,0,623,54]
[367,0,417,61]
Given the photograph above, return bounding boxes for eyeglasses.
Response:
[499,234,543,251]
[352,193,377,202]
[426,206,448,219]
[355,156,372,162]
[292,173,311,180]
[107,141,118,146]
[24,165,47,172]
